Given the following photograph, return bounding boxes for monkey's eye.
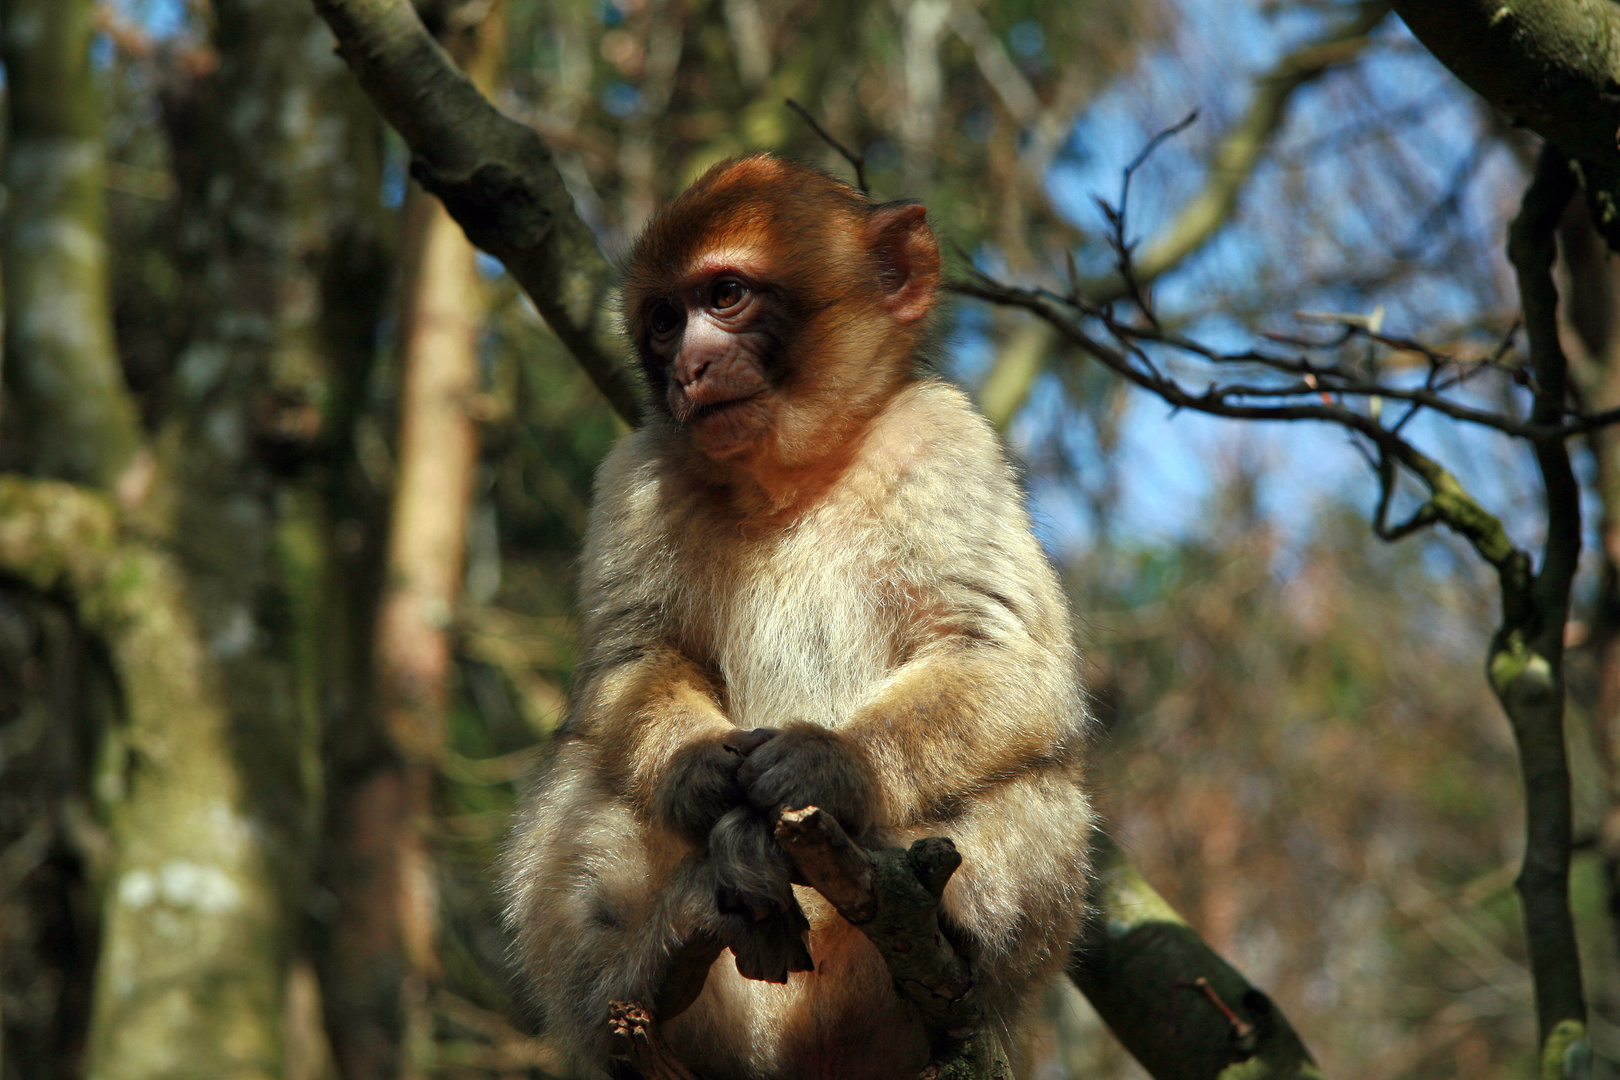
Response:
[647,301,682,338]
[709,279,747,312]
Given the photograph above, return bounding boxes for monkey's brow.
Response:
[682,247,772,281]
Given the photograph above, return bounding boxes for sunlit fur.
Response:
[503,155,1092,1080]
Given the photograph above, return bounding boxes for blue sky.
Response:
[963,0,1548,569]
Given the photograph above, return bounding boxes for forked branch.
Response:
[774,807,1008,1080]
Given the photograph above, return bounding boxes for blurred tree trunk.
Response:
[0,0,142,488]
[322,8,495,1076]
[66,0,392,1075]
[0,2,131,1074]
[1564,194,1620,1050]
[0,0,286,1075]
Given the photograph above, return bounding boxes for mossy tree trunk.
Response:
[61,0,393,1076]
[0,0,143,488]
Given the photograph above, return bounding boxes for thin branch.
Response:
[1372,445,1440,541]
[785,99,868,194]
[953,276,1620,442]
[1119,109,1201,220]
[968,135,1596,1080]
[950,276,1530,582]
[1100,108,1201,325]
[1500,142,1588,1063]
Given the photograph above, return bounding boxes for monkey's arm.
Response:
[567,639,743,839]
[858,398,1087,821]
[735,566,1083,830]
[568,639,817,983]
[846,629,1082,823]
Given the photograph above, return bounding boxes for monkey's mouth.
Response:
[682,392,763,425]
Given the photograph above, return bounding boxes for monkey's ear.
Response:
[867,202,940,325]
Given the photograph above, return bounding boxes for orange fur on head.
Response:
[622,156,941,496]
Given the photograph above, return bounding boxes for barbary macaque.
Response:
[502,154,1092,1079]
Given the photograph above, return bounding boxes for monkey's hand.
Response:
[653,728,773,843]
[734,725,878,838]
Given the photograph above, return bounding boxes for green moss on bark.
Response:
[0,0,143,488]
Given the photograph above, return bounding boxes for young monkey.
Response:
[502,155,1092,1080]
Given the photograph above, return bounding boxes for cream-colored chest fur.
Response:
[698,501,902,730]
[601,380,994,732]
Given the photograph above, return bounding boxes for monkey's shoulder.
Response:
[855,380,1041,550]
[861,379,1018,495]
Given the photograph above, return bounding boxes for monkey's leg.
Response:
[506,787,745,1068]
[708,806,814,983]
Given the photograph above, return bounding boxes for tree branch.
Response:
[310,0,642,424]
[774,807,1008,1080]
[1390,0,1620,171]
[1071,835,1322,1080]
[1499,143,1589,1073]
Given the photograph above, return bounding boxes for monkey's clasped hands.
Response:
[658,725,878,982]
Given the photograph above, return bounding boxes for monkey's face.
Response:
[637,254,789,461]
[623,155,942,470]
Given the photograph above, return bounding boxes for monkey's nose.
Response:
[674,357,710,387]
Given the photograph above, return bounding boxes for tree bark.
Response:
[1389,0,1620,172]
[1497,146,1590,1075]
[1070,836,1322,1080]
[0,0,143,489]
[324,10,496,1075]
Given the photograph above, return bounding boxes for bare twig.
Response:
[774,805,877,920]
[775,808,974,1006]
[1095,108,1200,324]
[953,275,1620,442]
[774,807,1005,1078]
[1119,110,1201,223]
[785,99,868,194]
